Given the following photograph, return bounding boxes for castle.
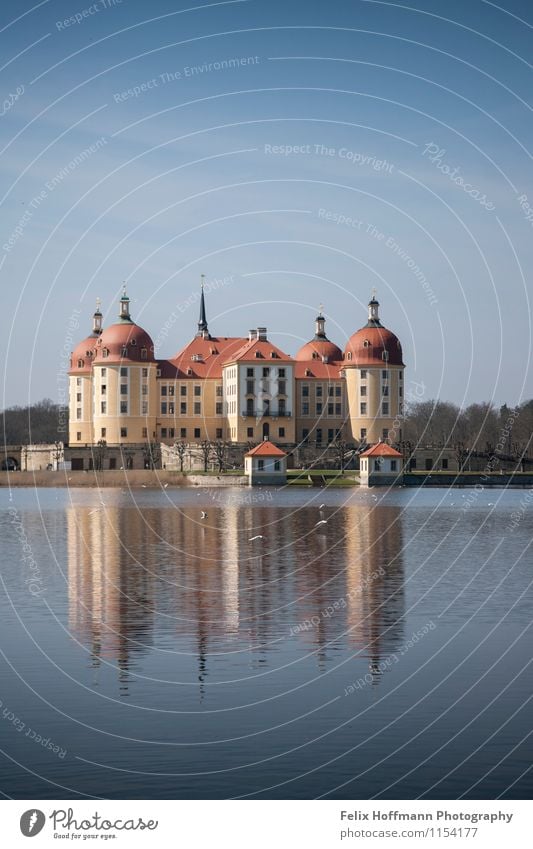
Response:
[68,285,405,468]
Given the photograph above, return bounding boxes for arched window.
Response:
[141,348,148,361]
[102,349,109,358]
[347,352,352,361]
[363,339,370,348]
[121,346,128,357]
[77,359,83,368]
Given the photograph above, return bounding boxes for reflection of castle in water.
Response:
[67,498,405,693]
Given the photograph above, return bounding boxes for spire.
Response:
[367,289,381,326]
[315,304,327,339]
[197,274,210,338]
[92,297,103,335]
[119,283,132,323]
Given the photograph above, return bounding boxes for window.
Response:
[382,370,388,379]
[161,428,167,438]
[142,384,148,395]
[181,385,187,396]
[363,340,370,348]
[347,352,352,360]
[279,427,285,438]
[328,403,334,415]
[247,427,254,438]
[360,428,367,440]
[216,385,223,396]
[335,386,342,397]
[120,367,128,377]
[274,461,280,471]
[442,459,449,470]
[77,377,82,386]
[399,386,403,397]
[216,403,223,415]
[216,429,223,439]
[247,368,254,377]
[279,368,286,378]
[194,385,202,396]
[120,401,127,414]
[302,402,309,415]
[246,381,254,395]
[102,349,109,359]
[161,386,167,396]
[101,428,106,438]
[258,460,264,471]
[169,428,175,438]
[168,386,175,396]
[328,429,334,443]
[76,432,81,441]
[142,402,148,415]
[143,427,148,438]
[140,348,148,360]
[180,403,187,414]
[316,403,323,414]
[194,402,201,415]
[382,385,389,396]
[120,384,128,395]
[194,428,201,439]
[161,402,167,415]
[316,428,323,445]
[316,385,323,397]
[168,403,175,415]
[302,428,310,442]
[382,402,389,415]
[76,392,82,402]
[181,428,187,439]
[120,428,128,438]
[262,368,270,377]
[382,350,389,361]
[360,403,367,415]
[399,371,403,381]
[391,460,397,472]
[302,385,309,397]
[100,402,106,414]
[142,368,148,378]
[328,386,334,397]
[121,346,128,357]
[335,403,342,415]
[77,359,83,368]
[278,380,286,395]
[360,369,367,379]
[382,428,389,440]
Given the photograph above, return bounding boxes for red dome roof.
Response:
[69,335,99,374]
[344,324,404,366]
[296,338,343,362]
[93,321,155,364]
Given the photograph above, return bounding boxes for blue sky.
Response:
[1,0,532,408]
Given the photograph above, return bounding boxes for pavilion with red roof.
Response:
[359,442,404,487]
[244,440,288,486]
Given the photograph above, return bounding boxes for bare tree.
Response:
[143,441,161,470]
[211,440,228,473]
[93,439,107,471]
[332,436,350,473]
[200,440,212,472]
[173,440,187,472]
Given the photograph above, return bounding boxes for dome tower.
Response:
[344,294,405,446]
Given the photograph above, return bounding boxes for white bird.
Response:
[201,511,208,520]
[249,535,264,541]
[142,484,147,488]
[164,483,169,488]
[315,519,328,527]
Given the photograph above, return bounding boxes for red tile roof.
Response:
[294,360,344,379]
[161,336,246,378]
[360,442,403,458]
[245,441,287,457]
[226,339,293,364]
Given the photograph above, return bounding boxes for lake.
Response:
[1,485,532,799]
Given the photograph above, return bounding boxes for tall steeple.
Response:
[367,289,382,327]
[197,274,210,338]
[119,284,132,323]
[315,304,326,339]
[92,297,103,336]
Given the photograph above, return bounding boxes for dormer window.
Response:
[382,350,389,361]
[363,340,370,348]
[130,338,137,346]
[121,347,128,357]
[312,352,319,360]
[187,368,193,375]
[102,349,109,358]
[77,359,83,368]
[141,348,148,361]
[255,351,262,358]
[347,352,352,361]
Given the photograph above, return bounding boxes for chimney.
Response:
[257,327,267,341]
[248,329,258,342]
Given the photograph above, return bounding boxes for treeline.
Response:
[1,399,66,445]
[402,400,533,457]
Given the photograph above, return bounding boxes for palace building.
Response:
[68,285,405,463]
